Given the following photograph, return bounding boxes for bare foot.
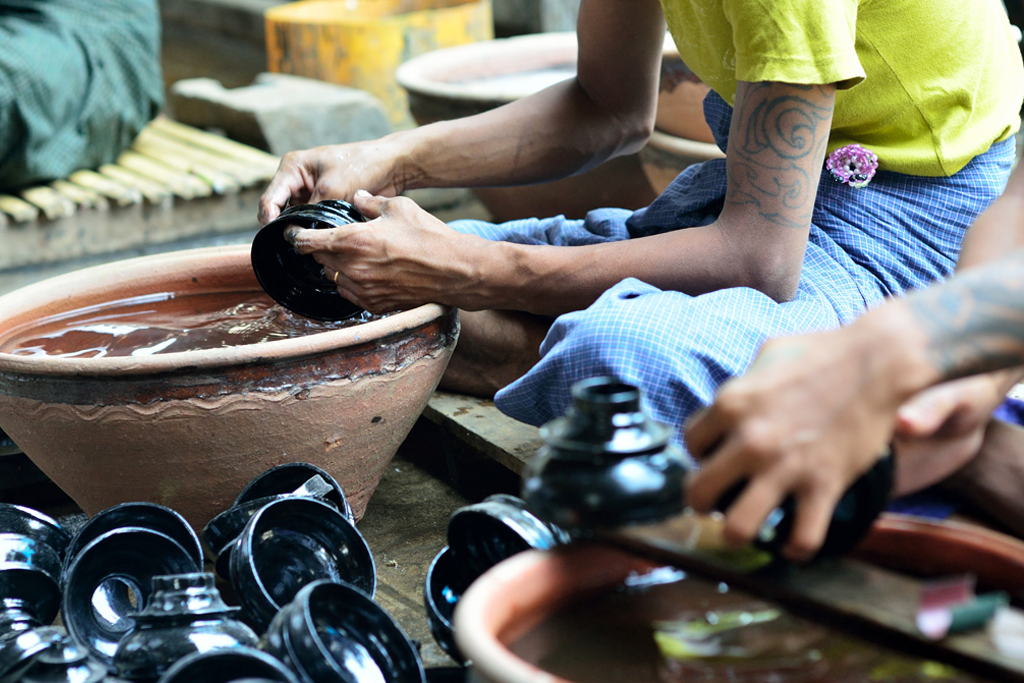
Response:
[439,309,551,398]
[942,419,1024,538]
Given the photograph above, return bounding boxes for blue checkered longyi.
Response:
[449,92,1016,458]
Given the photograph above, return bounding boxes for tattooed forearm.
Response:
[725,82,835,228]
[908,251,1024,378]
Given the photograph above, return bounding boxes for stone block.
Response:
[168,73,392,155]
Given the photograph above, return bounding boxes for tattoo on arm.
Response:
[725,82,835,228]
[909,252,1024,378]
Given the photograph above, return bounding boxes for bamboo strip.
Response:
[99,164,173,205]
[145,127,277,181]
[0,194,40,222]
[68,170,143,206]
[117,151,213,200]
[21,186,77,220]
[150,118,280,169]
[51,179,109,210]
[135,131,264,186]
[123,145,236,196]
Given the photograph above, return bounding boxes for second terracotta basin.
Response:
[0,245,458,530]
[455,516,1024,683]
[396,32,716,221]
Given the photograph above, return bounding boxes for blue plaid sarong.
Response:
[449,93,1016,454]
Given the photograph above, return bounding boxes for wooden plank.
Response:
[422,391,543,474]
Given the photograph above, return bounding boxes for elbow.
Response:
[743,254,804,303]
[617,113,656,156]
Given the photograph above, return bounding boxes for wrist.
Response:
[849,300,942,406]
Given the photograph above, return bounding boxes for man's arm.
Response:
[290,80,836,315]
[259,0,667,223]
[684,242,1024,561]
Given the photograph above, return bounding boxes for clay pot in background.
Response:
[396,32,719,222]
[0,246,459,530]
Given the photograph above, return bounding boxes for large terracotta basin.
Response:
[455,517,1024,683]
[396,32,717,222]
[0,245,458,530]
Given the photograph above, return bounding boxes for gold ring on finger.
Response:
[333,270,339,284]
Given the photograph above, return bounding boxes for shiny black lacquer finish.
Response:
[251,199,367,321]
[0,627,65,683]
[235,464,353,520]
[521,377,689,530]
[714,453,895,561]
[265,580,425,683]
[62,503,202,582]
[446,494,568,584]
[20,635,128,683]
[202,465,353,581]
[423,548,467,665]
[155,646,298,683]
[0,505,68,640]
[114,573,258,682]
[229,498,375,631]
[62,529,200,666]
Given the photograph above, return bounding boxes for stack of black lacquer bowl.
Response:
[0,461,428,683]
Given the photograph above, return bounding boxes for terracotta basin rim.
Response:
[648,129,724,158]
[396,32,577,103]
[396,32,678,103]
[0,244,452,377]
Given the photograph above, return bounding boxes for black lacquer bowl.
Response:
[62,502,202,582]
[62,528,200,665]
[423,547,468,665]
[202,464,354,581]
[229,498,375,631]
[156,646,298,683]
[251,199,367,321]
[446,494,569,585]
[266,580,425,683]
[0,504,69,637]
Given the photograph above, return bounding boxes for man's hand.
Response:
[258,141,406,226]
[891,369,1023,495]
[683,328,905,562]
[284,191,499,313]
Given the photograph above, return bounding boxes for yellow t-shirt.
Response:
[661,0,1024,176]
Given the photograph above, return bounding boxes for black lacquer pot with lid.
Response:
[251,199,367,321]
[521,376,689,530]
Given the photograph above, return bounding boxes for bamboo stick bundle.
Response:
[51,179,109,210]
[116,150,214,200]
[21,186,77,220]
[134,131,264,187]
[150,118,280,172]
[68,170,143,207]
[99,164,173,205]
[0,194,40,222]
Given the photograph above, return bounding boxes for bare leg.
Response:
[440,309,552,398]
[942,419,1024,538]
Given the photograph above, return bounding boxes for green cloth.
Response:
[0,0,162,190]
[661,0,1024,177]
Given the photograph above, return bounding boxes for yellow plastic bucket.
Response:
[266,0,494,129]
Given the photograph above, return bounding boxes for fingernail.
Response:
[283,226,303,244]
[354,189,371,198]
